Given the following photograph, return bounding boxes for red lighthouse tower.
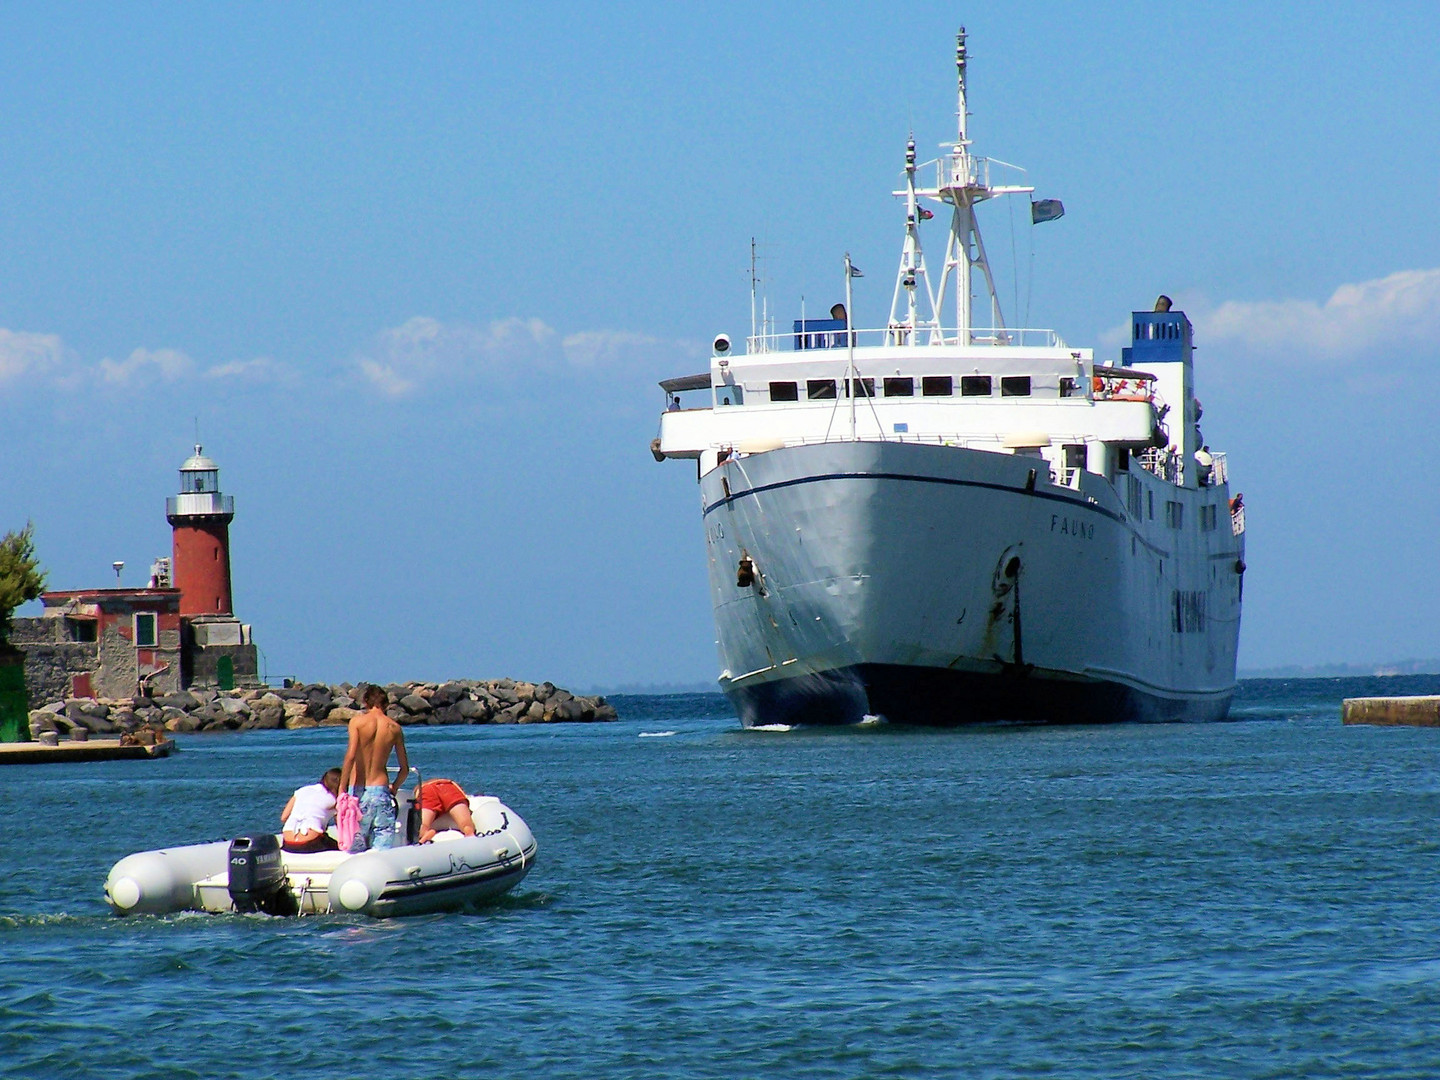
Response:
[166,445,235,617]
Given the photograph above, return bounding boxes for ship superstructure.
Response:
[652,30,1246,726]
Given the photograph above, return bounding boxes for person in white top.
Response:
[280,768,342,853]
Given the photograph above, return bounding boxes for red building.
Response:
[16,588,184,699]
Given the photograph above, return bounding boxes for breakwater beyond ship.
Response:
[25,678,617,738]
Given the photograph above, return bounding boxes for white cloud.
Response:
[98,347,196,383]
[356,357,414,396]
[355,316,700,395]
[204,356,295,384]
[355,315,564,396]
[562,329,664,368]
[1191,268,1440,365]
[1,314,701,399]
[0,328,69,381]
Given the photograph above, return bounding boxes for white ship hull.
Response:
[701,441,1244,726]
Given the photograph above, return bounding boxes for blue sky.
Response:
[3,3,1438,688]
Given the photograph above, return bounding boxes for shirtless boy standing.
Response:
[338,685,409,852]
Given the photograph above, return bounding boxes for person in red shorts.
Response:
[416,778,478,843]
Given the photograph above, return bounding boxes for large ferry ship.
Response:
[652,30,1246,726]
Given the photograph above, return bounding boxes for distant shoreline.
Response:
[1237,660,1440,679]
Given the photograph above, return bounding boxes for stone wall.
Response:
[9,613,183,700]
[9,617,100,703]
[23,677,619,738]
[184,640,262,690]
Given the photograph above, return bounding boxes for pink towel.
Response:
[335,792,361,851]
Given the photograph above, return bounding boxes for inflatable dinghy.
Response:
[105,794,535,918]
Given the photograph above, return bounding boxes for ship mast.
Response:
[749,236,758,346]
[887,134,939,343]
[898,28,1033,346]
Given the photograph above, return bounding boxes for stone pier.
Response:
[1341,696,1440,727]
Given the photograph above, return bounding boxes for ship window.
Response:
[922,376,953,396]
[1063,444,1087,471]
[769,381,798,401]
[1165,501,1183,529]
[846,377,875,398]
[1001,376,1032,397]
[1200,504,1218,531]
[1148,490,1154,520]
[134,613,158,648]
[716,386,743,406]
[807,379,837,400]
[1060,376,1082,397]
[883,377,913,397]
[960,376,991,396]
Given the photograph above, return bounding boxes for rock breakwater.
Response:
[26,678,618,737]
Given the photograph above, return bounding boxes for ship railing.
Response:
[1138,446,1231,490]
[1092,371,1155,402]
[779,432,1010,450]
[923,154,1027,197]
[1137,447,1184,486]
[746,325,1065,355]
[1231,504,1246,536]
[1209,452,1229,485]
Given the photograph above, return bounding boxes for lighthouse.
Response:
[166,445,235,617]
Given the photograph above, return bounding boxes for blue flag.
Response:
[1031,199,1064,224]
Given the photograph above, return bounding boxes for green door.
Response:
[0,657,28,742]
[217,655,235,692]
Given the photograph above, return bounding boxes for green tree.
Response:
[0,524,46,641]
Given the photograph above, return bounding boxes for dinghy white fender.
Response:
[105,840,231,915]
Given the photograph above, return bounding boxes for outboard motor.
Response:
[402,768,423,844]
[227,835,296,916]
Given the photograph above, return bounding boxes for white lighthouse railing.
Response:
[166,493,234,517]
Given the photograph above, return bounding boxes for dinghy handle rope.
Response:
[473,810,529,869]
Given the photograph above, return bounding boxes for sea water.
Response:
[2,676,1439,1078]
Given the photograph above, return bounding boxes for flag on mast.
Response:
[1030,199,1065,224]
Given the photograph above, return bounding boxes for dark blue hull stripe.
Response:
[703,470,1126,523]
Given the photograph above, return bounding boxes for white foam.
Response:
[638,731,677,738]
[748,723,795,732]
